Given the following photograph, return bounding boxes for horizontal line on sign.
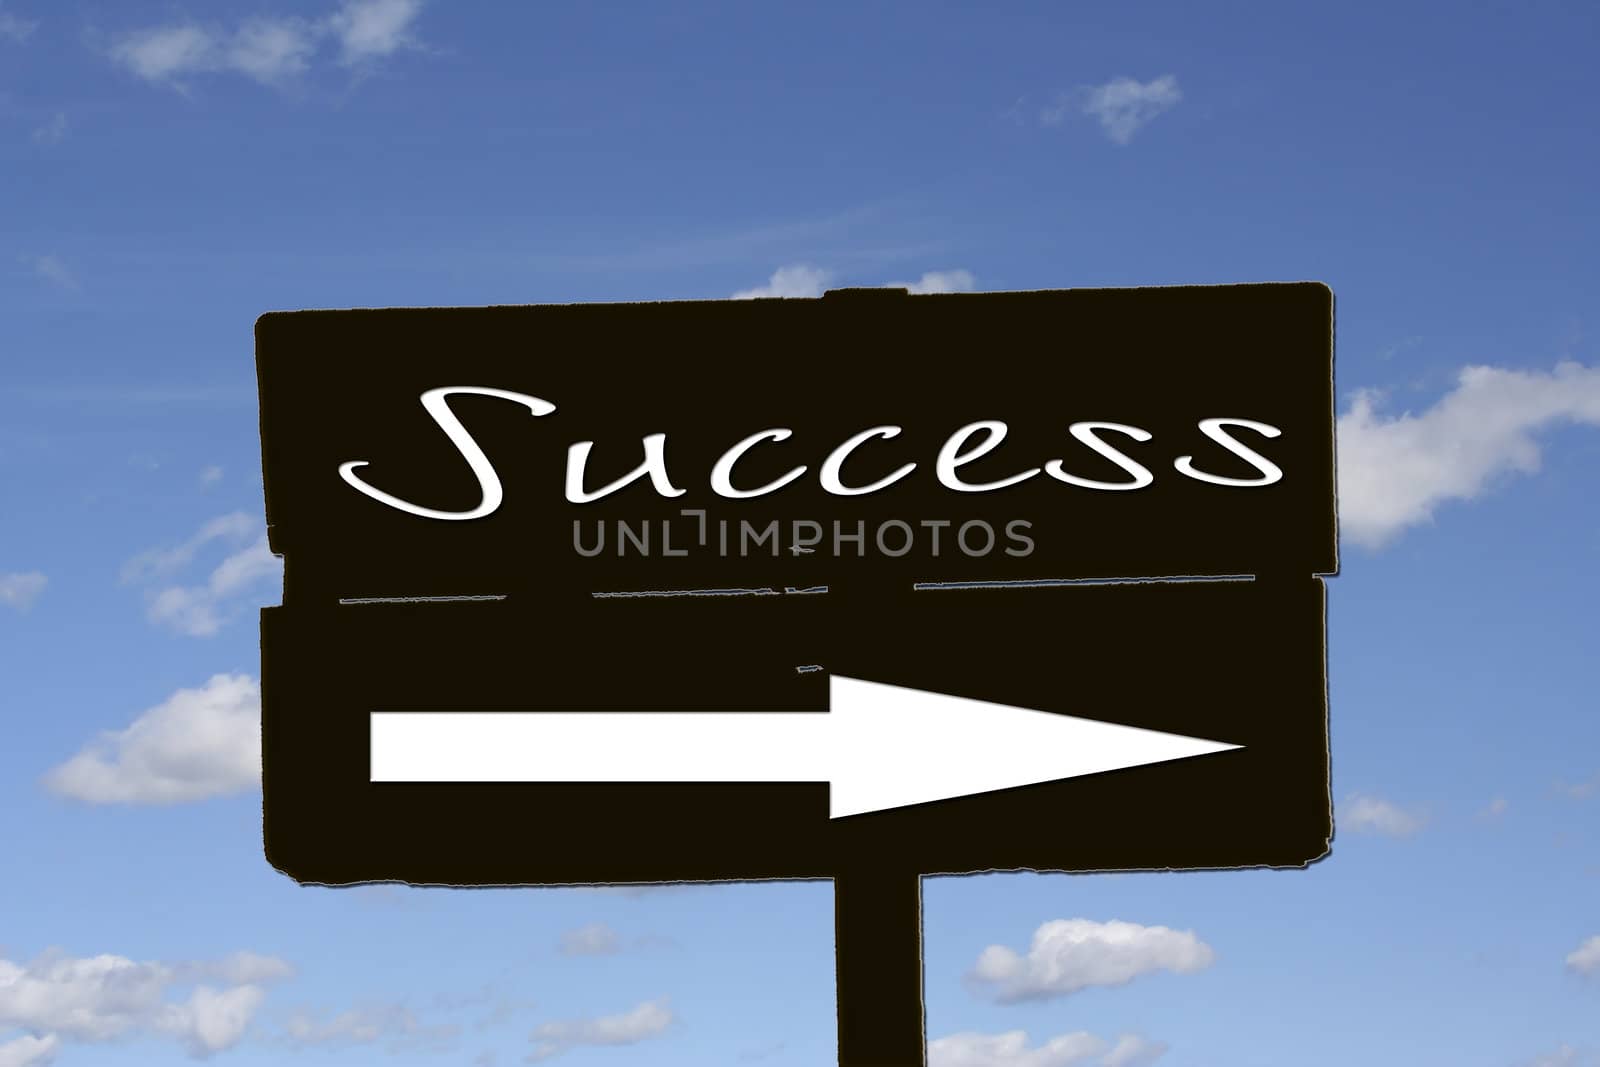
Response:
[913,574,1256,591]
[592,586,829,599]
[338,594,510,604]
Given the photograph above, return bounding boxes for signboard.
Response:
[256,282,1337,1066]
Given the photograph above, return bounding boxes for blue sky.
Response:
[3,1,1600,1064]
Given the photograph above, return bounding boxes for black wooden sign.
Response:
[256,282,1337,1066]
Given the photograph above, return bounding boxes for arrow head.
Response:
[826,675,1242,819]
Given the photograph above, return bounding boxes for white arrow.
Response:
[370,675,1243,818]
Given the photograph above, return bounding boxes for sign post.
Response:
[257,282,1337,1065]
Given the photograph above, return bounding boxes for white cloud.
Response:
[0,572,46,612]
[199,465,224,488]
[27,256,77,291]
[733,265,978,299]
[0,949,287,1059]
[157,984,267,1056]
[1483,795,1509,819]
[0,1034,56,1067]
[1047,76,1181,145]
[1567,935,1600,976]
[731,265,831,300]
[887,270,977,294]
[928,1030,1166,1067]
[1336,360,1600,549]
[32,112,67,145]
[557,924,621,957]
[121,511,257,584]
[328,0,424,63]
[970,919,1213,1003]
[1341,793,1427,837]
[0,6,36,43]
[226,17,317,83]
[527,999,672,1062]
[284,1003,458,1052]
[108,0,423,86]
[109,23,218,82]
[123,514,282,637]
[44,673,261,805]
[182,953,295,987]
[1101,1035,1169,1067]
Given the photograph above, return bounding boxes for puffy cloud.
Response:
[1101,1035,1169,1067]
[157,985,267,1056]
[0,1034,57,1067]
[928,1029,1167,1067]
[328,0,424,63]
[887,270,977,294]
[1336,360,1600,549]
[1044,76,1181,144]
[557,924,621,957]
[0,949,287,1059]
[1341,793,1427,838]
[526,999,672,1062]
[227,17,318,82]
[44,673,261,805]
[970,919,1213,1003]
[1566,935,1600,977]
[109,23,224,82]
[730,265,831,300]
[732,265,979,299]
[107,0,423,86]
[0,572,46,612]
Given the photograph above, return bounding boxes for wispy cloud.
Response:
[0,571,46,612]
[284,1001,459,1053]
[26,254,78,290]
[121,513,281,637]
[1556,773,1598,800]
[557,924,621,957]
[31,110,67,144]
[121,512,256,584]
[0,5,36,43]
[1567,935,1600,977]
[527,999,673,1062]
[44,673,261,805]
[1337,360,1600,549]
[968,919,1213,1003]
[107,0,424,88]
[1341,793,1428,837]
[1043,75,1182,145]
[199,464,224,489]
[0,948,290,1060]
[928,1029,1168,1067]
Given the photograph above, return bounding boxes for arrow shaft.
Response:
[370,711,833,783]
